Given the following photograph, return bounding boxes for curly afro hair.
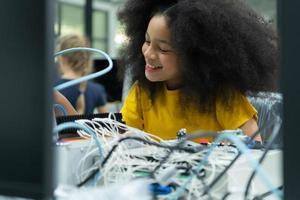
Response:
[118,0,279,112]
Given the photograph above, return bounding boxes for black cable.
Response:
[244,121,281,200]
[76,169,99,187]
[222,192,231,200]
[252,185,283,200]
[149,131,219,178]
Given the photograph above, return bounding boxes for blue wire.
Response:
[53,122,103,161]
[93,171,102,186]
[54,47,113,91]
[169,133,283,200]
[52,48,111,185]
[53,103,67,116]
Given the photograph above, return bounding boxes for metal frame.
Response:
[279,0,300,199]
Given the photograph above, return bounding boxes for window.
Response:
[92,10,108,52]
[55,3,84,36]
[247,0,277,23]
[55,0,122,55]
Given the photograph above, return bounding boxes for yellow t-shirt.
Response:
[121,82,257,140]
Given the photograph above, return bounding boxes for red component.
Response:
[197,138,210,144]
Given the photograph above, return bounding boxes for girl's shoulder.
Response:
[124,81,153,110]
[216,88,254,112]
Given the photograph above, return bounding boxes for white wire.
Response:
[64,119,281,199]
[53,122,103,160]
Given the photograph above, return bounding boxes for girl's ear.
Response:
[57,56,70,74]
[58,56,67,66]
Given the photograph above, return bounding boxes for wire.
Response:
[252,186,283,200]
[75,140,101,184]
[54,103,67,116]
[222,192,231,200]
[190,169,214,200]
[101,136,196,169]
[54,121,106,187]
[168,133,283,200]
[77,136,198,187]
[68,118,282,197]
[53,122,103,160]
[54,47,113,91]
[74,126,276,197]
[244,120,282,199]
[201,116,282,196]
[150,131,219,178]
[77,169,99,187]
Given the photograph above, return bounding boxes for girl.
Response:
[118,0,278,141]
[55,34,108,115]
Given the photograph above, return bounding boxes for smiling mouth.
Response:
[145,64,162,70]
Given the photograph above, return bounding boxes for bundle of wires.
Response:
[54,115,283,200]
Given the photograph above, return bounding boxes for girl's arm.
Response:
[97,105,108,113]
[54,90,78,116]
[239,117,261,142]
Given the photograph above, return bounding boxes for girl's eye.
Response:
[159,48,171,53]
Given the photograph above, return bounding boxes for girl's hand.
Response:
[239,117,262,142]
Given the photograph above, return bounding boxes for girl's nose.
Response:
[144,46,157,61]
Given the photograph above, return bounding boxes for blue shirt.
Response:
[55,79,107,114]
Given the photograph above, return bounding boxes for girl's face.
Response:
[142,15,182,90]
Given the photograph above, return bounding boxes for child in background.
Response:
[118,0,278,141]
[55,34,108,115]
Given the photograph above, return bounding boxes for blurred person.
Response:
[55,34,108,115]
